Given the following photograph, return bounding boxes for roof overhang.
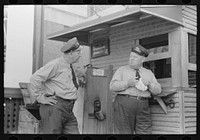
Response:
[47,5,182,44]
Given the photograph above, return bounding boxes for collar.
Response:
[60,56,70,68]
[128,65,144,72]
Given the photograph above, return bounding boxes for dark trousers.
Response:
[39,97,79,134]
[113,95,152,134]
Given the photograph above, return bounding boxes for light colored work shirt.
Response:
[30,56,78,100]
[110,65,161,97]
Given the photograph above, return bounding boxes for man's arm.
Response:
[109,67,129,92]
[148,72,162,95]
[30,61,57,103]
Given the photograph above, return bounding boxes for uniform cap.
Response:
[60,37,80,53]
[131,44,149,57]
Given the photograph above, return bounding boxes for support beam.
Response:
[32,5,44,73]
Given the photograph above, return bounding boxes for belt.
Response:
[117,94,148,100]
[55,96,76,102]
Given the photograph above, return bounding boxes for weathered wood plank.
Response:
[183,16,197,27]
[152,130,179,134]
[4,88,23,98]
[183,23,197,31]
[183,7,197,15]
[182,11,197,20]
[184,93,196,97]
[184,108,196,112]
[152,126,180,133]
[184,103,196,107]
[152,117,180,122]
[184,98,196,102]
[20,89,32,105]
[182,17,197,27]
[186,5,197,11]
[184,112,196,117]
[150,105,180,113]
[185,117,196,122]
[185,122,196,127]
[151,113,180,117]
[152,121,180,127]
[185,127,196,132]
[183,27,197,35]
[185,131,196,134]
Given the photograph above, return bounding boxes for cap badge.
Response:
[135,47,141,53]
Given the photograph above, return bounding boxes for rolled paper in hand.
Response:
[135,78,147,91]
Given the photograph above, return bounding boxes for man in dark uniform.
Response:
[110,44,161,134]
[30,37,84,134]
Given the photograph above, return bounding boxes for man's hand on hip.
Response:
[37,94,57,105]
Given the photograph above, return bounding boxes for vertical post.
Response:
[180,27,189,87]
[170,27,189,87]
[170,28,181,87]
[107,65,113,134]
[179,90,185,134]
[32,5,44,73]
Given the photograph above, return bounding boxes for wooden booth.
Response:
[47,5,197,134]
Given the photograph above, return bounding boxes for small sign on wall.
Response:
[91,39,110,58]
[92,69,105,77]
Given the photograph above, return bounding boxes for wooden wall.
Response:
[150,91,181,134]
[182,5,197,34]
[90,16,179,72]
[183,88,196,134]
[150,87,196,134]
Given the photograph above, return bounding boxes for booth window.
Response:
[188,34,196,64]
[188,70,196,88]
[140,33,171,79]
[143,58,171,79]
[139,33,168,55]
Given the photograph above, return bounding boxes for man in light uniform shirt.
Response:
[110,44,161,134]
[30,37,84,134]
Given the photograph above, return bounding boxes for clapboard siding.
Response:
[150,88,196,134]
[90,16,179,72]
[150,91,181,134]
[182,5,197,34]
[183,88,196,134]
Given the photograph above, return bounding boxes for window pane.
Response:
[143,58,171,79]
[188,34,196,64]
[188,70,196,87]
[139,33,168,54]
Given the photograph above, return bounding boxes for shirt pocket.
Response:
[53,70,72,89]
